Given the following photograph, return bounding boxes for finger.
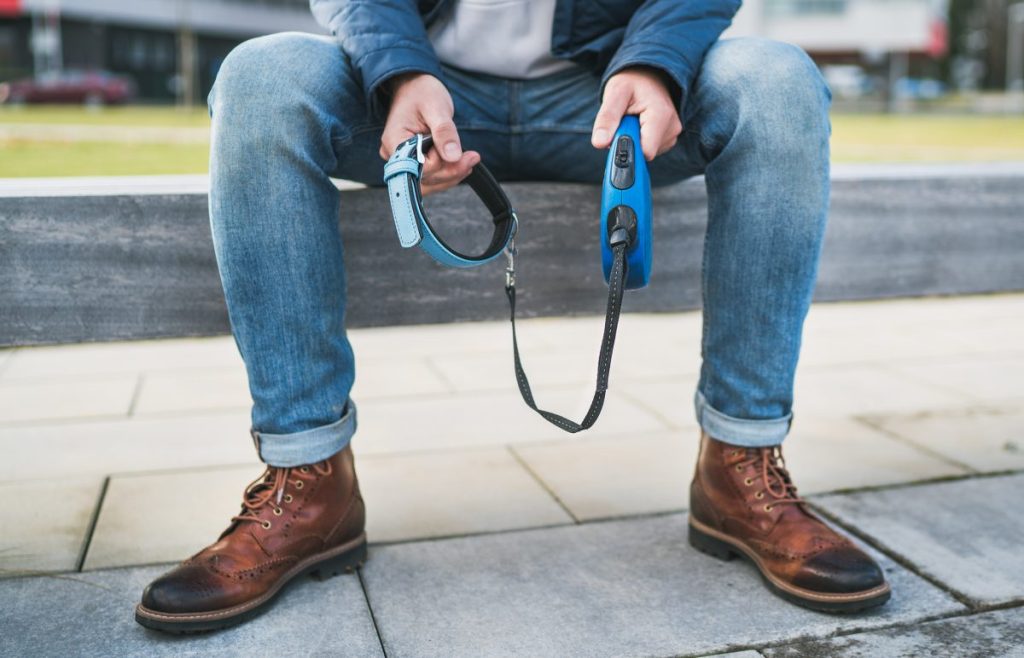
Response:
[657,136,678,158]
[592,86,630,149]
[380,124,416,161]
[422,151,479,195]
[423,109,462,162]
[422,150,479,186]
[639,110,671,161]
[657,117,683,157]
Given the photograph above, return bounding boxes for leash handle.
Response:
[505,235,629,433]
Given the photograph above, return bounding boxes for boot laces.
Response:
[231,461,332,524]
[737,446,803,506]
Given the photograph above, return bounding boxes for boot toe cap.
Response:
[141,565,234,614]
[792,545,886,594]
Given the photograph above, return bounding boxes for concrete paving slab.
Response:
[802,295,1024,332]
[0,412,256,482]
[348,318,547,359]
[783,416,968,494]
[0,336,242,380]
[889,354,1024,404]
[83,465,257,570]
[351,355,453,399]
[863,405,1024,473]
[0,477,103,575]
[0,374,138,425]
[512,433,695,521]
[0,564,383,658]
[359,447,572,542]
[798,295,1024,368]
[524,313,702,351]
[815,473,1024,606]
[133,368,250,415]
[361,514,963,658]
[428,333,700,394]
[763,607,1024,658]
[0,348,13,375]
[793,364,966,417]
[355,388,669,455]
[615,376,702,430]
[797,322,978,369]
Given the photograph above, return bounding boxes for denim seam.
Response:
[332,124,385,147]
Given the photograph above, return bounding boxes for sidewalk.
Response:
[1,294,1022,657]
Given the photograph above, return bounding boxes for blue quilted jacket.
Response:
[310,0,741,117]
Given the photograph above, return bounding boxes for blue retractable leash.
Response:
[383,117,652,433]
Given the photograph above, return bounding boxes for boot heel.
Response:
[689,523,737,562]
[310,541,368,581]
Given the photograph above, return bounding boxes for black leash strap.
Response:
[504,234,630,433]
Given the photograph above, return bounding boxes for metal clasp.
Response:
[415,133,425,164]
[504,239,517,289]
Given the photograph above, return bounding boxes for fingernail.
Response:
[593,129,608,143]
[444,143,460,159]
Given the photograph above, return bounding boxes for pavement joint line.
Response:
[808,502,978,610]
[741,598,1024,657]
[506,445,581,524]
[356,568,389,658]
[125,373,145,417]
[0,348,16,379]
[871,359,998,407]
[851,414,980,475]
[420,355,461,393]
[7,460,1024,577]
[615,387,692,430]
[75,476,110,573]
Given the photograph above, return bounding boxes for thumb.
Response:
[424,109,462,163]
[592,86,630,149]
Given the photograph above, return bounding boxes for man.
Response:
[135,0,890,633]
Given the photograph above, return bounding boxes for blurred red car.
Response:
[0,70,136,105]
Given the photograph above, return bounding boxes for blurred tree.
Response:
[953,0,1015,89]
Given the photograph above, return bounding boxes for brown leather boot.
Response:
[135,445,366,633]
[688,433,889,613]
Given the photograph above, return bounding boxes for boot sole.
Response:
[688,517,890,614]
[134,533,368,634]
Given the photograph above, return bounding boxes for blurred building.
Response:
[0,0,323,102]
[0,0,967,104]
[729,0,949,60]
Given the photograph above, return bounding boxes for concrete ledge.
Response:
[2,164,1023,346]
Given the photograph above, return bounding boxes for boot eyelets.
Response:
[300,466,310,473]
[735,465,743,472]
[284,494,293,503]
[294,480,304,489]
[261,520,272,530]
[763,505,773,512]
[755,491,764,499]
[273,507,283,516]
[744,478,753,486]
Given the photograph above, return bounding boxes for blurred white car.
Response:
[822,65,873,99]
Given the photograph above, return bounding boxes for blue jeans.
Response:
[208,33,832,466]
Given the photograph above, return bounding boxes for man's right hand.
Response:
[380,73,480,195]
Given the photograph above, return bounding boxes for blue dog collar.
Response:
[383,134,517,269]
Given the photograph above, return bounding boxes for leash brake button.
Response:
[611,135,635,190]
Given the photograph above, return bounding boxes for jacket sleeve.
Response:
[603,0,741,109]
[310,0,445,117]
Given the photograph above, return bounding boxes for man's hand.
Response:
[591,67,682,161]
[380,73,479,195]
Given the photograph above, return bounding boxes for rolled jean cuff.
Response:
[251,401,357,467]
[694,391,791,447]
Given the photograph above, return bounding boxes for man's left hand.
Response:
[591,67,682,161]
